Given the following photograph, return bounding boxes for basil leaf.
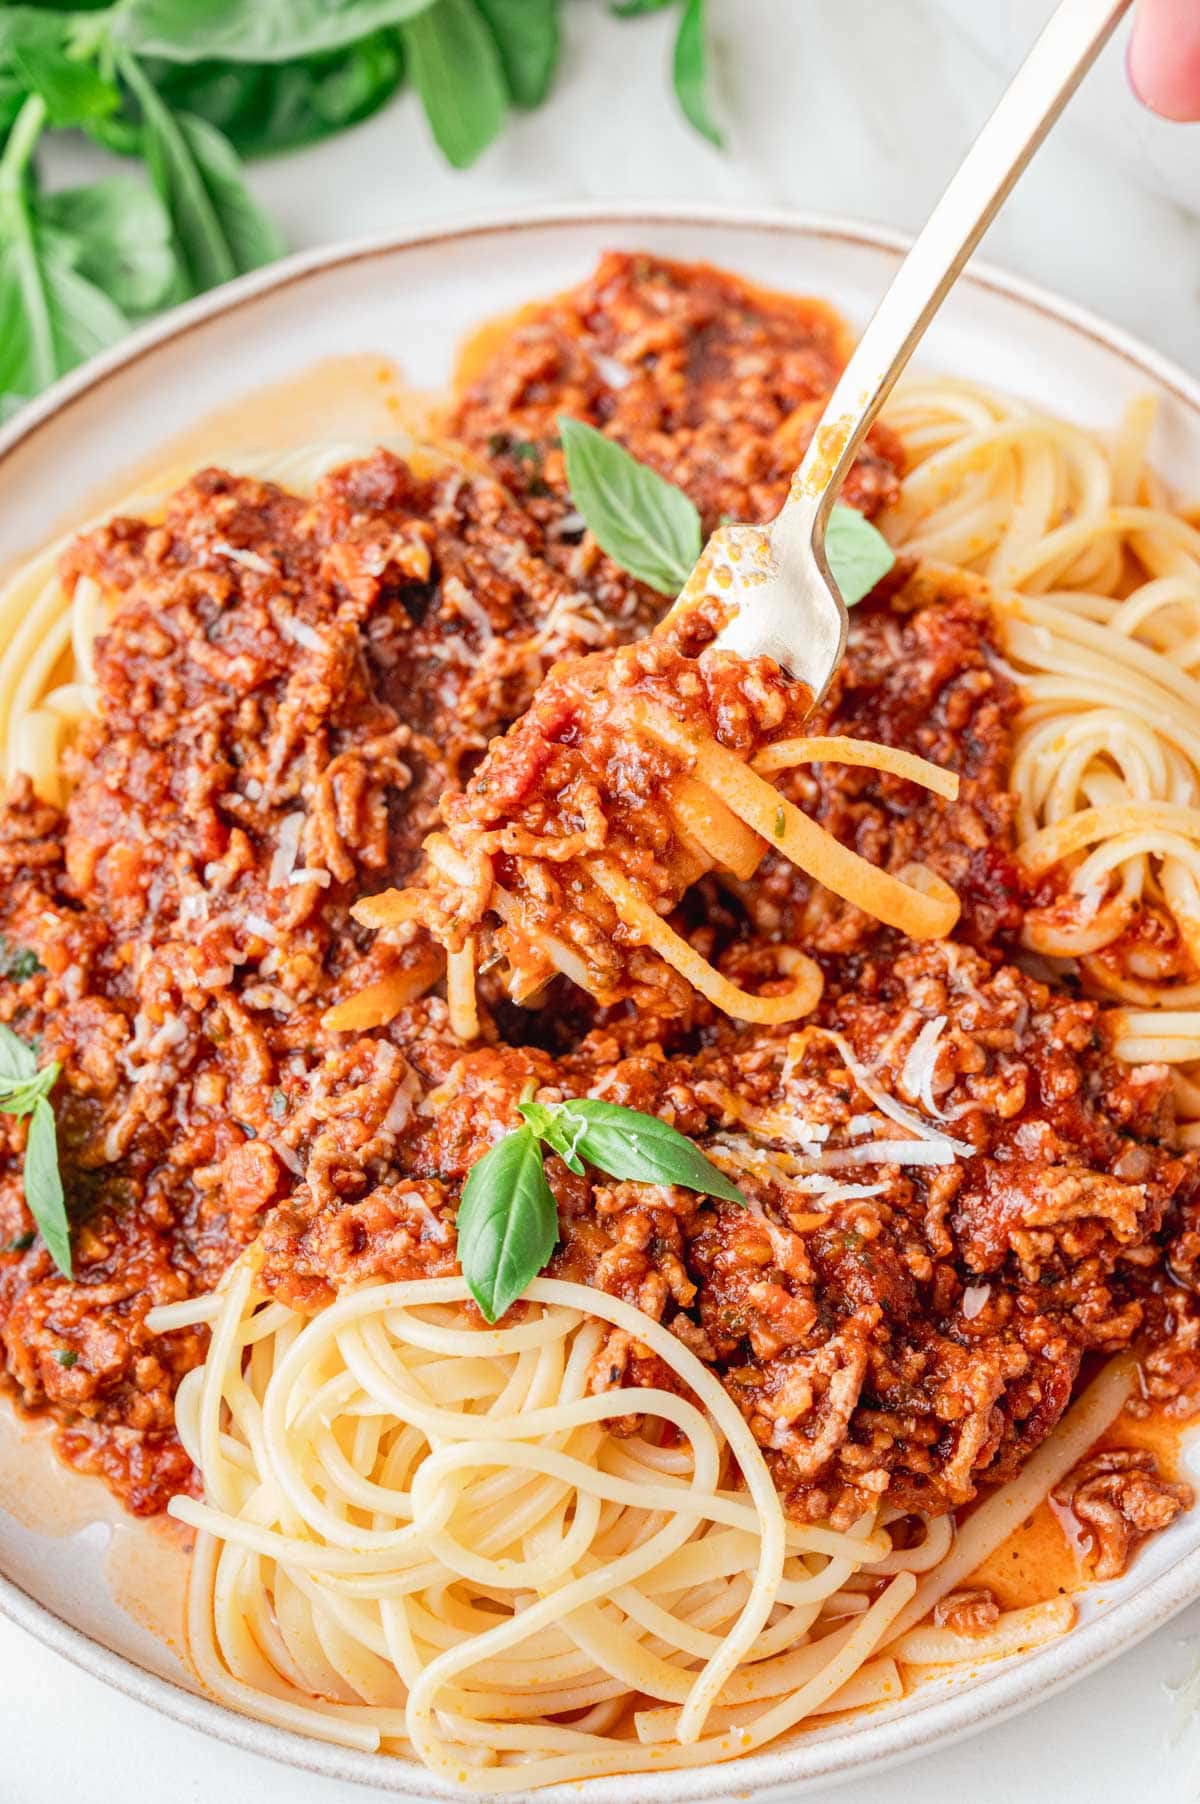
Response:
[611,0,676,14]
[517,1098,583,1169]
[558,425,894,611]
[25,1094,71,1278]
[0,1024,38,1085]
[0,71,26,139]
[474,0,559,108]
[672,0,722,148]
[558,415,701,596]
[456,1125,558,1322]
[0,1076,58,1118]
[5,19,121,128]
[121,56,285,293]
[116,0,434,65]
[401,0,508,169]
[0,224,129,406]
[0,95,130,411]
[0,938,42,982]
[521,1098,746,1205]
[37,178,180,315]
[146,34,405,158]
[825,504,895,606]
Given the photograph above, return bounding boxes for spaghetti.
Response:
[147,1271,1134,1789]
[344,638,962,1042]
[883,375,1200,1089]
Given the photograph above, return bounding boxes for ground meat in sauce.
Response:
[0,254,1194,1537]
[446,251,904,624]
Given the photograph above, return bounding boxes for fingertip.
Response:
[1128,0,1200,121]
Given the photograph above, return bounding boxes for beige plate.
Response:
[1,205,1199,1803]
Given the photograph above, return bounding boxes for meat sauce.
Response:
[0,253,1196,1554]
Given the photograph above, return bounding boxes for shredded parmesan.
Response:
[243,912,278,944]
[962,1284,991,1320]
[442,575,495,645]
[212,541,275,576]
[795,1177,888,1204]
[545,512,587,541]
[270,1138,304,1176]
[289,867,331,887]
[822,1030,972,1158]
[801,1141,959,1170]
[277,613,325,653]
[899,1015,948,1120]
[269,812,305,889]
[397,1189,451,1244]
[589,348,634,389]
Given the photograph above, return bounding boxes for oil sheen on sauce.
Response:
[0,1392,191,1665]
[0,353,439,594]
[967,1399,1190,1612]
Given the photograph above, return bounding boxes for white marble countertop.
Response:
[8,3,1200,1800]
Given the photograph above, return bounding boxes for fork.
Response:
[712,0,1132,700]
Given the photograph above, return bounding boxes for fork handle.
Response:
[770,0,1133,581]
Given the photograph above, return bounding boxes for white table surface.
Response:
[9,3,1200,1799]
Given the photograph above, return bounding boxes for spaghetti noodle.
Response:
[147,1271,1134,1789]
[343,644,963,1041]
[883,375,1200,1089]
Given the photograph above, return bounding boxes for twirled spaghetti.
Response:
[147,1271,1133,1789]
[883,375,1200,1090]
[153,1268,910,1787]
[345,643,963,1040]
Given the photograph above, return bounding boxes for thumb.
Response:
[1128,0,1200,120]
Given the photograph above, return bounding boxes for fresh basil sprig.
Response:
[519,1098,747,1201]
[456,1124,558,1324]
[558,415,704,596]
[110,0,436,65]
[0,1024,71,1278]
[0,0,729,420]
[473,0,559,110]
[824,501,897,605]
[144,35,408,158]
[458,1096,744,1322]
[119,54,285,292]
[399,0,507,170]
[612,0,721,145]
[671,0,721,148]
[557,415,896,607]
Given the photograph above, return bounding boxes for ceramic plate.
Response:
[2,205,1199,1804]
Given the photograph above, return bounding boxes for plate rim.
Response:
[2,198,1200,1802]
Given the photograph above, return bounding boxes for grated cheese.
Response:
[962,1283,991,1320]
[243,912,278,943]
[212,541,275,576]
[269,812,305,889]
[802,1140,959,1170]
[442,575,495,646]
[589,349,634,389]
[270,1138,304,1177]
[899,1015,948,1120]
[823,1029,972,1159]
[277,613,325,653]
